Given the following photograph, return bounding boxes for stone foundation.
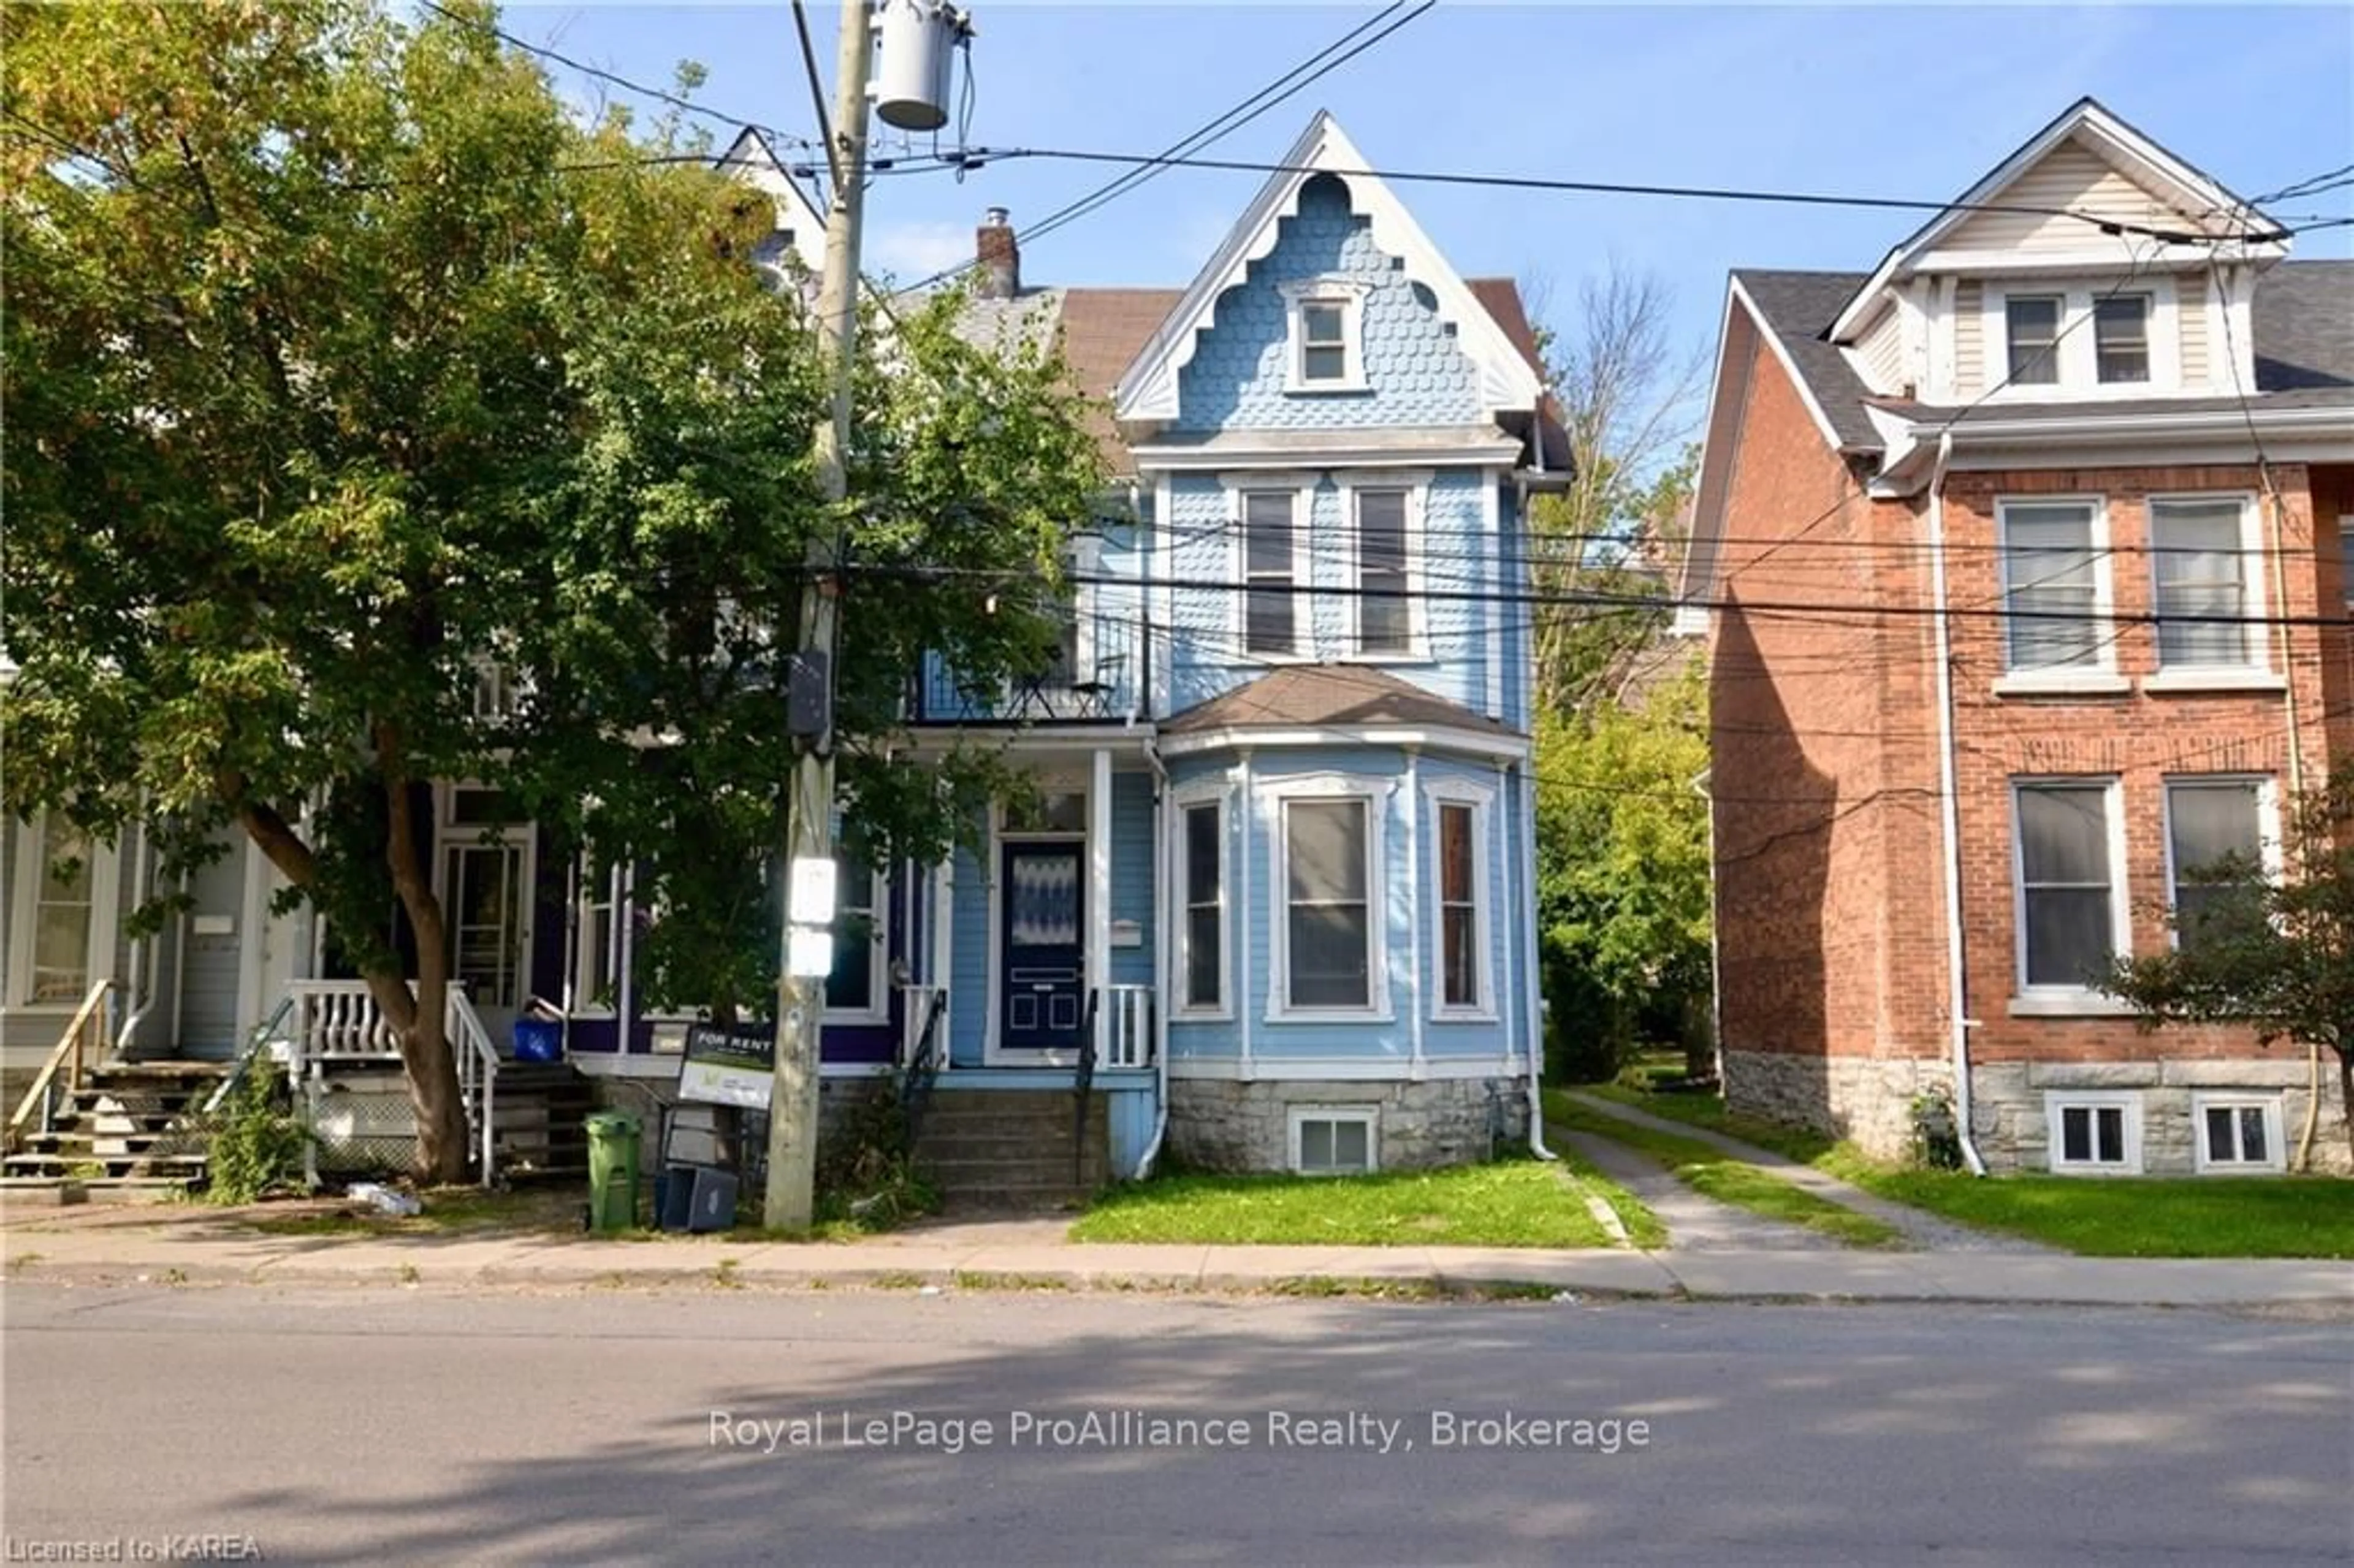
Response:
[1722,1051,1951,1163]
[1168,1076,1530,1173]
[1724,1049,2352,1174]
[1970,1057,2351,1175]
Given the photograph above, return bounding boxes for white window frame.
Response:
[1264,774,1393,1024]
[2161,774,2280,952]
[1423,777,1496,1021]
[1170,782,1232,1020]
[1278,276,1369,394]
[2145,492,2268,682]
[2002,291,2065,387]
[1224,474,1314,662]
[822,859,889,1026]
[2191,1092,2285,1174]
[573,856,624,1016]
[2009,778,2130,1008]
[2043,1090,2144,1175]
[6,813,121,1011]
[2090,292,2153,386]
[1982,277,2182,400]
[1336,469,1430,661]
[1287,1104,1380,1175]
[1992,496,2124,694]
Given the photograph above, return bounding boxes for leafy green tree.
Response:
[2,1,1100,1179]
[1534,656,1713,1081]
[2100,774,2354,1170]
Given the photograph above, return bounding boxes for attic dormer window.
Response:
[2005,295,2062,385]
[2093,295,2150,383]
[1279,278,1369,394]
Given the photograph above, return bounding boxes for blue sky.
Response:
[506,3,2353,376]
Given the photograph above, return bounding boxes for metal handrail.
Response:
[1073,988,1100,1187]
[202,994,299,1116]
[6,979,115,1147]
[899,988,948,1152]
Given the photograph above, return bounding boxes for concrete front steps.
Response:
[1,1061,227,1200]
[912,1089,1109,1210]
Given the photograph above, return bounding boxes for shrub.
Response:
[205,1061,312,1204]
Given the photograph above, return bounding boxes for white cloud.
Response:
[866,220,977,282]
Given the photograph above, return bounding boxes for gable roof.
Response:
[1828,97,2285,342]
[1738,260,2354,457]
[715,127,826,232]
[1112,112,1543,427]
[956,278,1556,478]
[1162,663,1515,737]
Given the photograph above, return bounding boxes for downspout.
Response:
[170,862,191,1054]
[1238,747,1255,1079]
[1513,757,1555,1160]
[2261,468,2320,1169]
[1137,736,1172,1176]
[1927,431,1988,1175]
[115,808,155,1052]
[1693,768,1724,1084]
[1405,747,1424,1077]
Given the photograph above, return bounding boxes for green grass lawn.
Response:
[1578,1076,2354,1258]
[1068,1159,1629,1249]
[1548,1092,1907,1249]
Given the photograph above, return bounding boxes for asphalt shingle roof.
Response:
[950,276,1561,477]
[1161,663,1514,736]
[1735,260,2354,455]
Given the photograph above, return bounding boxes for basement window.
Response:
[2193,1095,2283,1173]
[2044,1092,2142,1174]
[1289,1106,1378,1175]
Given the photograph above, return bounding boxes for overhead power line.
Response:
[951,146,2301,248]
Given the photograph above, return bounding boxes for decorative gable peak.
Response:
[1827,97,2288,344]
[716,127,828,288]
[1113,111,1542,428]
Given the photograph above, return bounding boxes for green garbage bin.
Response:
[584,1111,642,1234]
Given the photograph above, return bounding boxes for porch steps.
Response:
[913,1089,1109,1210]
[487,1061,595,1181]
[1,1062,224,1195]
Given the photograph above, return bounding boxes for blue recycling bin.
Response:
[513,1016,563,1063]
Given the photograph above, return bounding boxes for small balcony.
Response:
[908,611,1150,726]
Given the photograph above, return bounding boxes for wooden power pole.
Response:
[763,0,874,1229]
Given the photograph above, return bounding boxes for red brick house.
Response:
[1681,99,2353,1174]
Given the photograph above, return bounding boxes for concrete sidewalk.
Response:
[1560,1089,2038,1252]
[4,1211,2345,1309]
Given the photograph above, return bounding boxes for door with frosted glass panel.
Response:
[999,842,1084,1053]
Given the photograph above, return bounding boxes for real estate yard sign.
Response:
[677,1021,777,1111]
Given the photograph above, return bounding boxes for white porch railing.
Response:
[284,979,501,1186]
[1096,984,1152,1070]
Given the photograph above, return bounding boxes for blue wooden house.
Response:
[790,112,1567,1184]
[1,114,1564,1198]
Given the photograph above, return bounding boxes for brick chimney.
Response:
[976,207,1018,299]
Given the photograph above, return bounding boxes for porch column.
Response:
[1089,747,1113,1063]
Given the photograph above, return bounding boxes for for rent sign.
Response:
[676,1021,777,1110]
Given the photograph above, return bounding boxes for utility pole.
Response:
[764,0,874,1229]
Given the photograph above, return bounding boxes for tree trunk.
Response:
[2339,1049,2353,1173]
[379,739,470,1185]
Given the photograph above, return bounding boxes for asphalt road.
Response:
[2,1284,2347,1566]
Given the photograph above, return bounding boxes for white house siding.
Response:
[1952,280,1985,398]
[1854,304,1905,393]
[1940,141,2204,254]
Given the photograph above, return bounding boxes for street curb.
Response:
[9,1250,2348,1313]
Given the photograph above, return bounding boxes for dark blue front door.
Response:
[1000,842,1084,1052]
